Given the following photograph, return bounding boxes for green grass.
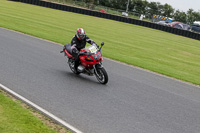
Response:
[0,90,69,133]
[1,0,200,85]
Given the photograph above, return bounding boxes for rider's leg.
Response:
[74,54,80,72]
[72,48,80,72]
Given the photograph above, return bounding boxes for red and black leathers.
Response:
[69,35,96,72]
[70,35,95,51]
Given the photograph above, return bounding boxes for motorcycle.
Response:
[60,42,108,84]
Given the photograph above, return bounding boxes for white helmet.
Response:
[76,28,86,40]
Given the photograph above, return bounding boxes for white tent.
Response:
[193,21,200,26]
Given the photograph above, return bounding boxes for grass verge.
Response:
[0,89,70,133]
[0,0,200,87]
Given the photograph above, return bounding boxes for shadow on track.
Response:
[56,68,109,87]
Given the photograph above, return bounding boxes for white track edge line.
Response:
[0,83,83,133]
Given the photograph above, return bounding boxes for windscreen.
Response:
[85,45,98,54]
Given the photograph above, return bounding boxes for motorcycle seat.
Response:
[65,44,72,55]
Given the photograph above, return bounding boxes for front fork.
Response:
[94,63,103,76]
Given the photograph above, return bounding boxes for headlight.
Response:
[85,56,93,61]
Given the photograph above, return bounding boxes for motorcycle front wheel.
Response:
[68,58,80,75]
[94,67,108,84]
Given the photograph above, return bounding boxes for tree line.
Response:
[75,0,200,25]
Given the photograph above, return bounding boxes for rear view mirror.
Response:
[101,42,104,46]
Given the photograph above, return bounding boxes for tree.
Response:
[187,9,197,25]
[89,0,95,9]
[134,0,148,14]
[192,11,200,21]
[162,3,174,17]
[99,0,111,7]
[111,0,127,10]
[147,2,160,17]
[174,10,187,23]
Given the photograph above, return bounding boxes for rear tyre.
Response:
[95,67,108,84]
[68,58,80,75]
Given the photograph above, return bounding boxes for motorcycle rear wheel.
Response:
[68,58,80,75]
[95,67,108,84]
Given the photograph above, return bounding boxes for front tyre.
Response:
[95,67,108,84]
[68,58,80,75]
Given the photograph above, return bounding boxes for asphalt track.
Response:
[1,28,200,133]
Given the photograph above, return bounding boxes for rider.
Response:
[68,28,98,72]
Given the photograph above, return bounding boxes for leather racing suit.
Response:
[70,35,97,72]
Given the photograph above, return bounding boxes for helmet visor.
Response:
[79,34,85,40]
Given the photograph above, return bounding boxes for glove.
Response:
[72,48,78,54]
[72,48,79,57]
[92,43,99,49]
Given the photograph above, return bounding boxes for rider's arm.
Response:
[86,36,99,48]
[70,36,79,55]
[86,36,95,45]
[71,36,77,49]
